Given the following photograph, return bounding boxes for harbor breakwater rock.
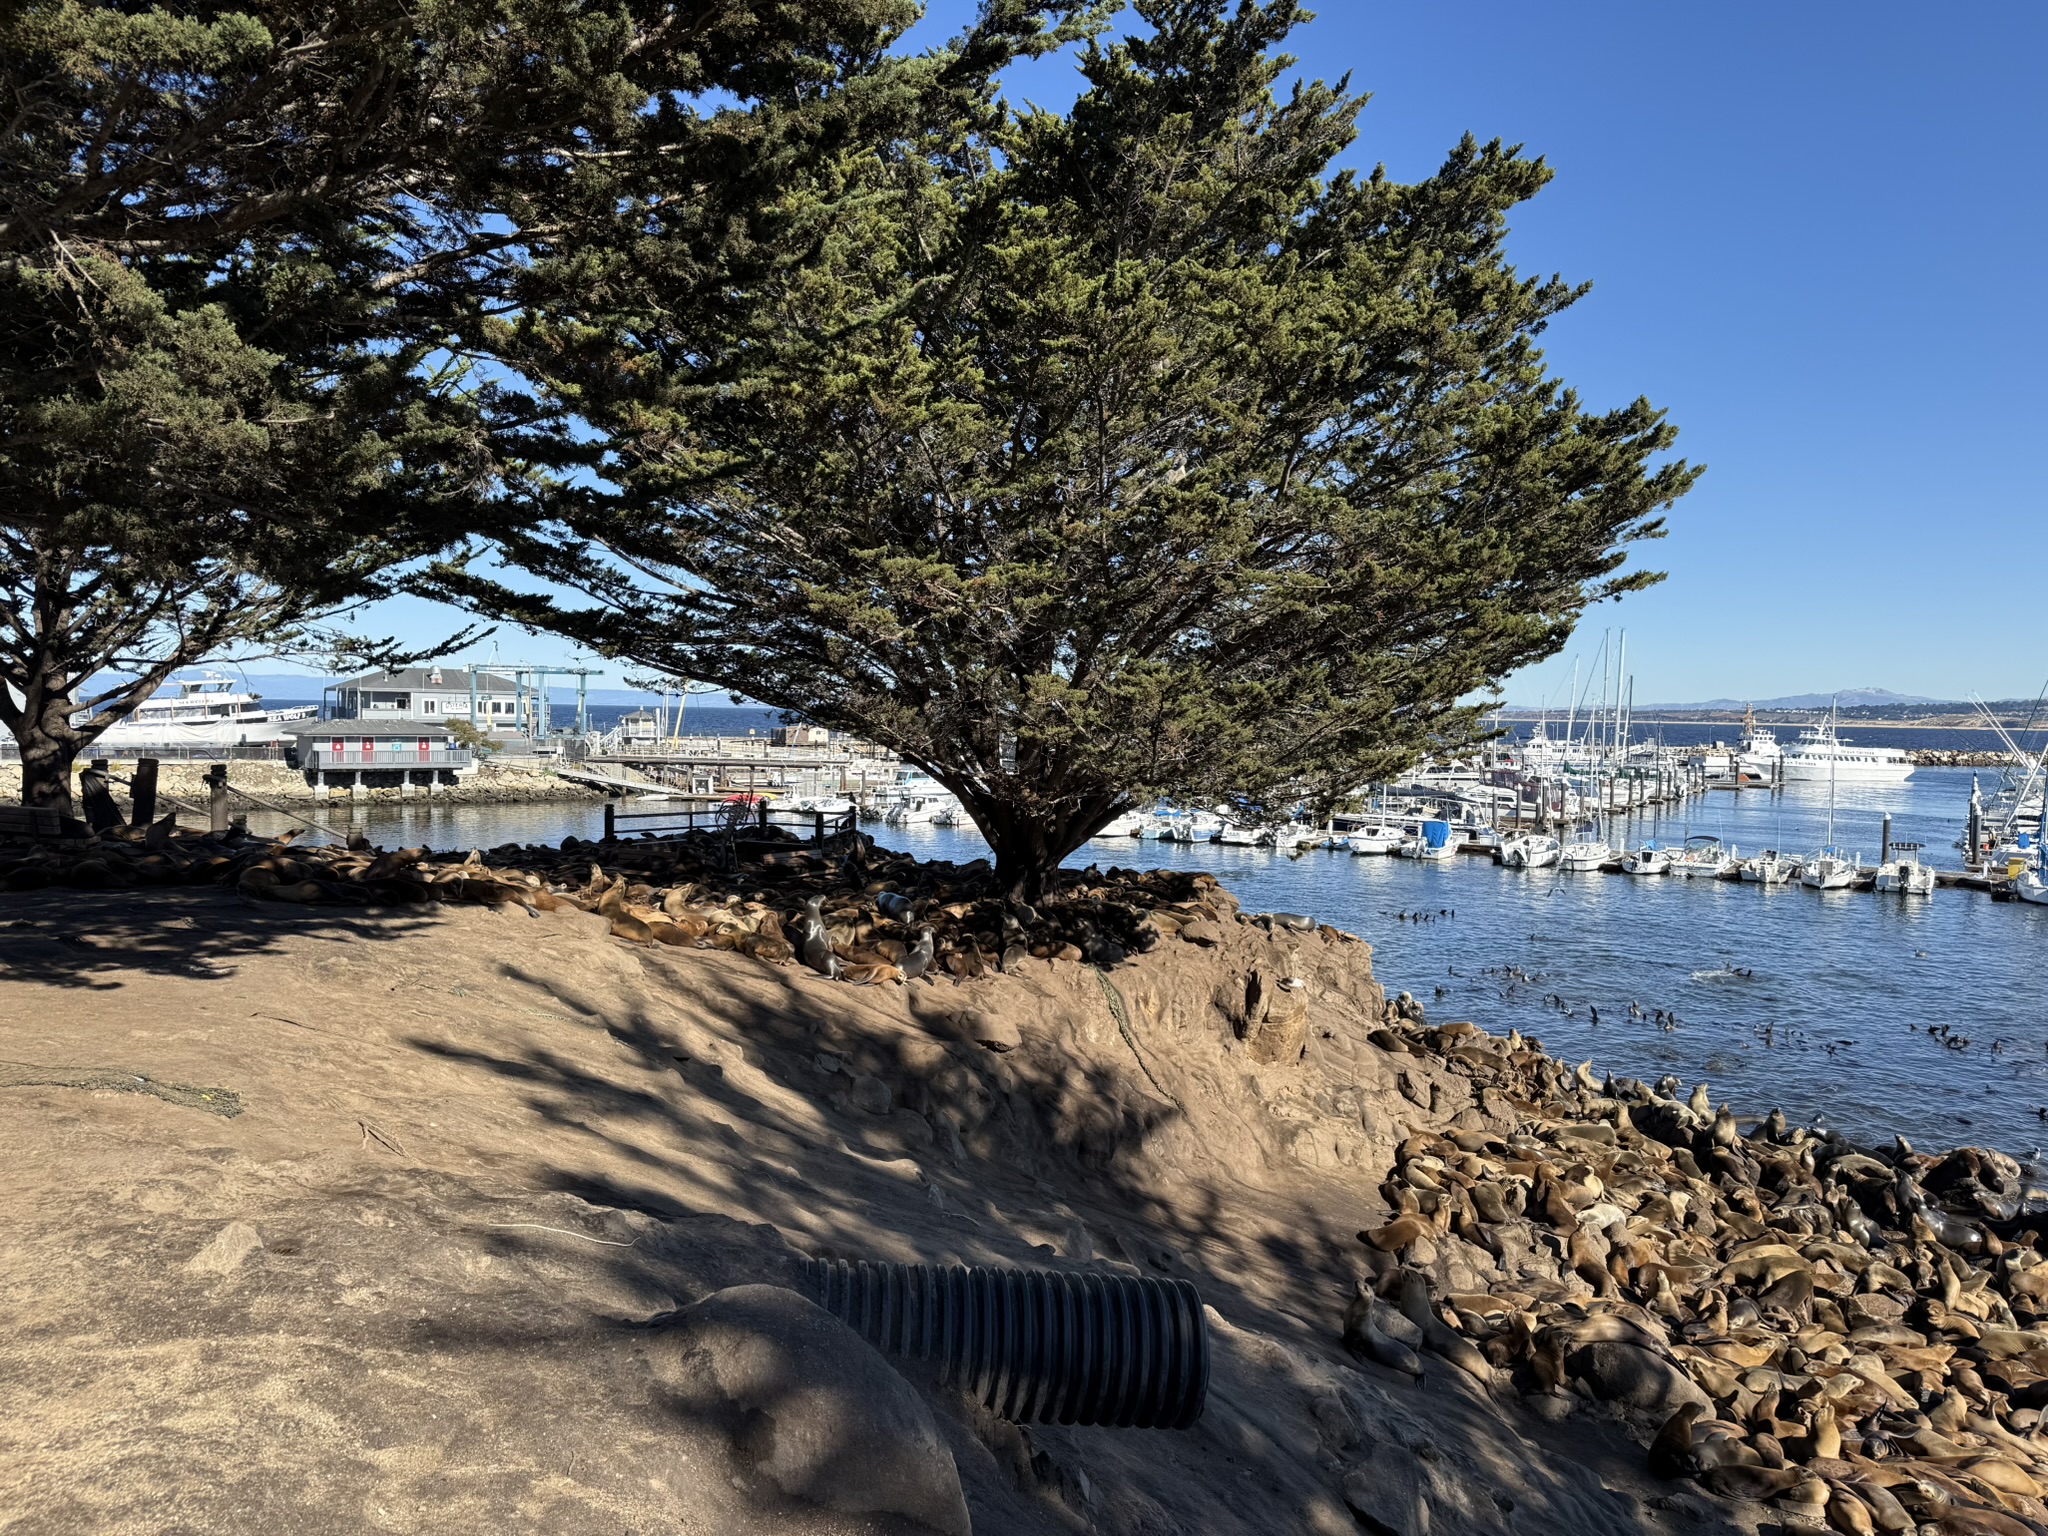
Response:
[4,827,2048,1532]
[0,756,607,811]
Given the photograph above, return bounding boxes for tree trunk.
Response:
[968,793,1128,903]
[13,687,86,819]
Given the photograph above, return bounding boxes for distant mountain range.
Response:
[1504,688,1954,713]
[1639,688,1953,712]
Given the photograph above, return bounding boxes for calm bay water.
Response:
[241,766,2048,1159]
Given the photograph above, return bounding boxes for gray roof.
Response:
[284,718,458,739]
[339,666,516,692]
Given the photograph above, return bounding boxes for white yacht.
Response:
[1736,713,1782,786]
[1345,823,1407,855]
[1622,841,1672,876]
[1874,842,1935,896]
[83,673,317,749]
[1499,833,1561,869]
[1778,719,1912,784]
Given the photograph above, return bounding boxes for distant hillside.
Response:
[1638,688,1951,711]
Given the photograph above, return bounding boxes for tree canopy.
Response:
[0,0,1088,813]
[441,0,1700,896]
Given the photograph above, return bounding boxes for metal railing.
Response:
[602,799,858,843]
[301,747,474,771]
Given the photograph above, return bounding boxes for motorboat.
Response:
[1740,850,1793,885]
[1275,822,1326,851]
[1672,834,1738,879]
[1799,847,1858,890]
[82,672,317,749]
[1622,841,1672,876]
[1499,833,1561,869]
[1736,709,1782,787]
[1156,810,1223,843]
[1398,819,1458,861]
[1345,824,1407,855]
[1215,822,1275,847]
[1090,810,1147,839]
[2012,806,2048,903]
[1874,842,1935,895]
[1559,837,1612,872]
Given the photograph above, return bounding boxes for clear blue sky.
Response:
[341,1,2048,704]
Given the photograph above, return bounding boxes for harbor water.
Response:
[236,765,2048,1160]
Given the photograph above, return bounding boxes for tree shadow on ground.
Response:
[0,886,442,990]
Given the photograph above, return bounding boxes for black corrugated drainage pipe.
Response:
[802,1258,1209,1429]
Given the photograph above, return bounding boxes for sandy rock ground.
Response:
[0,883,1746,1535]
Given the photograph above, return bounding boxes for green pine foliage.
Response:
[444,0,1700,896]
[0,0,1089,812]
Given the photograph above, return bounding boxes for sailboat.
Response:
[1799,749,1858,890]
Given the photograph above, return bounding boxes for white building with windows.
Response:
[328,667,525,732]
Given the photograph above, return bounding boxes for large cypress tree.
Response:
[0,0,1086,815]
[436,0,1702,898]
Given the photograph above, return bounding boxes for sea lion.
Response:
[1343,1282,1423,1381]
[1648,1401,1705,1478]
[899,926,936,981]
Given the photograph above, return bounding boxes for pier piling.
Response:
[128,757,158,829]
[206,764,230,833]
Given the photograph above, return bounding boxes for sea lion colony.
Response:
[1350,1008,2048,1534]
[12,819,2048,1532]
[0,818,1260,982]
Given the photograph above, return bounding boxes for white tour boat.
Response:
[1874,842,1935,896]
[1778,718,1913,784]
[83,673,317,749]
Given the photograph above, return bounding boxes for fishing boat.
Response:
[1344,823,1407,855]
[83,672,317,749]
[1874,842,1935,895]
[1736,708,1782,787]
[1275,822,1326,851]
[2015,805,2048,905]
[1499,833,1561,869]
[1740,850,1794,884]
[1622,841,1672,876]
[1672,834,1739,879]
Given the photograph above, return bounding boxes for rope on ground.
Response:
[0,1060,243,1117]
[1093,968,1181,1110]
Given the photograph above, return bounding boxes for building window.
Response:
[422,699,440,714]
